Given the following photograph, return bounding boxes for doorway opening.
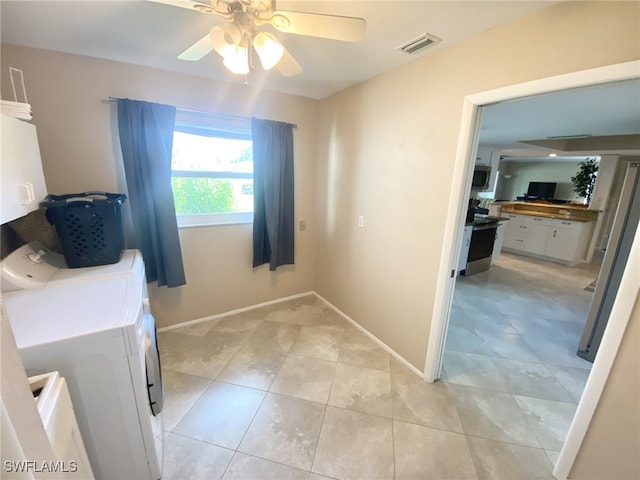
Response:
[425,60,640,480]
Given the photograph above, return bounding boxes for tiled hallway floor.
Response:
[443,251,600,466]
[158,253,598,479]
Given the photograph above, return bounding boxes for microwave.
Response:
[472,165,491,189]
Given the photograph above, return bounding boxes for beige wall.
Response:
[496,161,584,202]
[570,293,640,479]
[0,45,318,328]
[314,1,640,369]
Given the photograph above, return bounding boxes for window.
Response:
[171,114,253,227]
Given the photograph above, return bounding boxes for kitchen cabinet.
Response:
[475,147,493,165]
[458,225,473,274]
[1,114,47,224]
[544,219,588,263]
[474,147,500,192]
[525,216,553,255]
[502,212,593,264]
[503,214,544,254]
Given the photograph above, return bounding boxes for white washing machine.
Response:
[1,242,144,291]
[2,245,163,480]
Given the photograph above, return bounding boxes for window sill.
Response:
[177,212,253,228]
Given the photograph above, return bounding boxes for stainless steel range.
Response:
[465,221,498,275]
[462,215,508,276]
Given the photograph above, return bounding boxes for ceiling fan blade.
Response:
[146,0,221,14]
[276,49,302,77]
[270,10,366,42]
[177,34,214,60]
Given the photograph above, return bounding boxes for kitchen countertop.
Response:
[497,201,599,222]
[501,209,595,222]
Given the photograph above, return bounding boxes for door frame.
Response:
[424,60,640,480]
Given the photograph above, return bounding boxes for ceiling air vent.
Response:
[396,33,441,55]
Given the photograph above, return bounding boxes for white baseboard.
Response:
[313,293,426,380]
[157,290,425,381]
[156,291,315,332]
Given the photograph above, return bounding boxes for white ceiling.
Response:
[1,1,638,157]
[481,79,640,158]
[1,0,557,99]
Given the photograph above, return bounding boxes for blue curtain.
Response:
[252,118,295,271]
[116,99,186,287]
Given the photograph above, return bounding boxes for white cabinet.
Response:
[475,147,500,192]
[546,226,582,260]
[504,214,548,255]
[1,114,47,224]
[458,225,473,273]
[525,216,553,255]
[544,219,588,263]
[502,212,593,264]
[475,147,493,165]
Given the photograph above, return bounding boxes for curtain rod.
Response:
[106,97,297,128]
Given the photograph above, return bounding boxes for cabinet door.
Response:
[475,147,492,165]
[527,224,550,255]
[503,234,526,250]
[545,227,582,261]
[504,220,530,246]
[503,214,524,237]
[503,220,548,255]
[1,114,48,223]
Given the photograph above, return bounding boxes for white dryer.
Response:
[2,246,163,480]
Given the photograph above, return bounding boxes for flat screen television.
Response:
[527,182,556,199]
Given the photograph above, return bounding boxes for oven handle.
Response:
[472,223,498,231]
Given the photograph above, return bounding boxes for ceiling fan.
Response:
[149,0,367,77]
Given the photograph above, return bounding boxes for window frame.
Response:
[171,113,254,228]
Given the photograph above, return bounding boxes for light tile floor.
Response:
[158,252,599,479]
[443,251,600,466]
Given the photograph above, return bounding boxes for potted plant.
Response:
[571,158,599,205]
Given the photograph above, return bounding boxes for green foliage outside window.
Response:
[171,177,234,214]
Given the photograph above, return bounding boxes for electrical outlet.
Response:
[299,220,306,231]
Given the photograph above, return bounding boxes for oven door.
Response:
[464,224,497,275]
[468,225,497,262]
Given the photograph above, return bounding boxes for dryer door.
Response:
[143,313,163,416]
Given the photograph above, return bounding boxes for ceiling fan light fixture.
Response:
[253,31,284,70]
[270,14,290,30]
[223,45,250,75]
[209,24,242,58]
